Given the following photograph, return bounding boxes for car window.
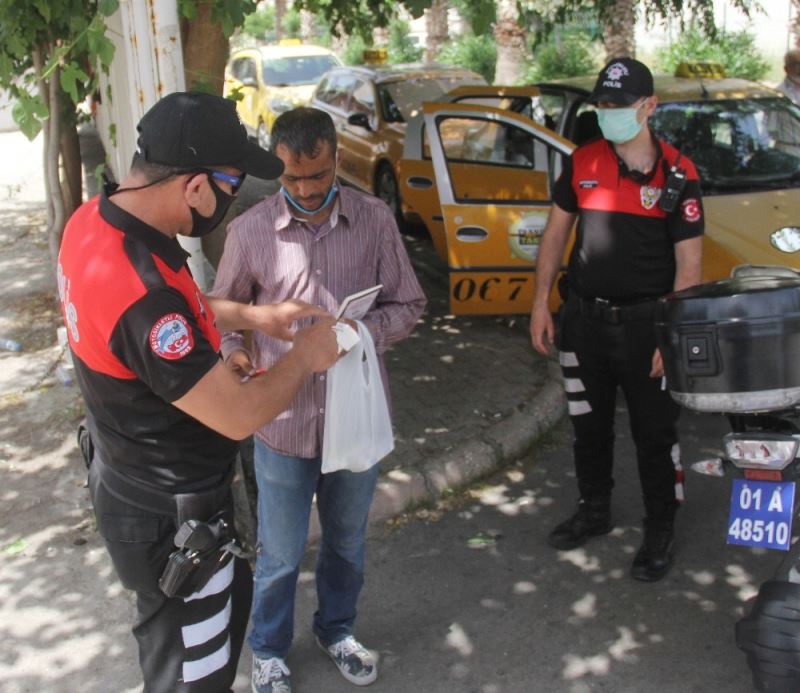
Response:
[382,76,485,122]
[315,73,358,111]
[262,55,340,86]
[232,58,257,82]
[651,97,800,192]
[538,93,569,132]
[433,115,554,203]
[378,86,404,123]
[439,117,536,169]
[351,80,376,117]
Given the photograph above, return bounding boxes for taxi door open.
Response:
[422,102,574,315]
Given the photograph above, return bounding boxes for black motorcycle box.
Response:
[654,275,800,413]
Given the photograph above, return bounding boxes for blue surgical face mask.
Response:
[596,102,646,144]
[280,180,338,215]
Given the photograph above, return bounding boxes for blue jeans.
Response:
[248,441,380,660]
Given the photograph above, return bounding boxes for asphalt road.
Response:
[276,407,774,693]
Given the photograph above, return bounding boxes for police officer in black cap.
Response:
[531,58,705,582]
[58,92,339,691]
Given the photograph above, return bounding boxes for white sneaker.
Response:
[251,655,291,693]
[316,635,378,686]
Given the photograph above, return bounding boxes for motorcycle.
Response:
[656,264,800,693]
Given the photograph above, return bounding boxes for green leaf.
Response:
[33,0,51,22]
[12,96,46,140]
[99,0,119,16]
[0,52,14,80]
[6,33,28,59]
[88,23,115,69]
[221,15,234,37]
[227,86,245,102]
[4,538,27,556]
[178,0,197,21]
[32,97,49,118]
[60,61,89,104]
[94,162,106,187]
[403,0,433,18]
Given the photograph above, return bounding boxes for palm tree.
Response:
[425,0,450,63]
[494,0,527,84]
[602,0,637,59]
[275,0,286,40]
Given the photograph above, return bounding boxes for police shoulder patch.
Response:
[681,198,701,223]
[149,313,194,360]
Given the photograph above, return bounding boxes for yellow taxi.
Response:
[309,63,485,217]
[224,42,341,149]
[398,64,800,315]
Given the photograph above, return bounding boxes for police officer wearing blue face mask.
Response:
[530,58,705,582]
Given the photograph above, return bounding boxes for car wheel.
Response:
[375,163,400,218]
[257,120,270,150]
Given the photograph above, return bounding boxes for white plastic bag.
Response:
[321,321,394,474]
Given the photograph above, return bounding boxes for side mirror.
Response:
[347,112,371,130]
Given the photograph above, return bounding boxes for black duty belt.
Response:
[92,454,233,525]
[573,295,658,324]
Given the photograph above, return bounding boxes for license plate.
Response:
[727,479,795,551]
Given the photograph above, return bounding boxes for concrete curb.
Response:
[306,360,566,541]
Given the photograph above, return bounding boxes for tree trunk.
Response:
[494,0,526,85]
[275,0,286,41]
[181,1,230,94]
[602,0,637,60]
[60,115,83,215]
[300,10,315,42]
[33,46,66,276]
[179,4,231,270]
[793,0,800,48]
[424,0,449,63]
[372,26,389,48]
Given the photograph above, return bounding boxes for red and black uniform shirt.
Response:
[57,188,236,492]
[553,136,704,301]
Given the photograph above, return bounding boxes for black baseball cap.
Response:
[136,91,284,179]
[588,58,654,106]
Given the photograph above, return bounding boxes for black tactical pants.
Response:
[88,464,252,692]
[558,297,683,522]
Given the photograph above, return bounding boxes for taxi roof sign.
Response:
[363,48,388,65]
[674,62,726,79]
[278,38,302,46]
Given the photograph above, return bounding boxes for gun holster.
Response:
[158,511,238,598]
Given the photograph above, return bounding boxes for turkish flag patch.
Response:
[681,198,701,223]
[149,313,194,360]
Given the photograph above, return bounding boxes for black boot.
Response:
[631,518,675,582]
[548,498,612,550]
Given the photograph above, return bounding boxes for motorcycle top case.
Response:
[654,275,800,413]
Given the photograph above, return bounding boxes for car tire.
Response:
[257,120,270,150]
[375,163,400,218]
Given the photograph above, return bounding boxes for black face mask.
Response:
[189,175,236,237]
